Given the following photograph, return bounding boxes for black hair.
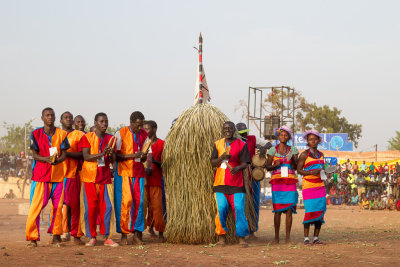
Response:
[94,112,107,121]
[144,120,157,129]
[223,121,236,130]
[74,115,85,122]
[42,107,54,116]
[60,111,73,120]
[130,111,145,122]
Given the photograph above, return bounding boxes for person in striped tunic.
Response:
[266,126,298,244]
[297,130,326,246]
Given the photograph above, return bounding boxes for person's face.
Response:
[143,124,156,138]
[223,123,234,139]
[74,117,86,131]
[60,113,73,129]
[239,132,248,139]
[95,115,108,133]
[355,161,357,164]
[42,109,55,127]
[278,131,290,144]
[307,134,319,149]
[363,161,365,164]
[347,159,350,162]
[131,119,144,133]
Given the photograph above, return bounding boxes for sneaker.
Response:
[104,239,119,247]
[85,238,96,247]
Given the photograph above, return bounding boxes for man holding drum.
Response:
[236,123,271,240]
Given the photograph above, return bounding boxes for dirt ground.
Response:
[0,199,399,266]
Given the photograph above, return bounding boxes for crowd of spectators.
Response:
[0,152,33,180]
[326,159,400,211]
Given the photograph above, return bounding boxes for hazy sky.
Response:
[1,0,399,152]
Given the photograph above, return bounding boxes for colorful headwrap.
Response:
[274,126,292,138]
[303,129,323,144]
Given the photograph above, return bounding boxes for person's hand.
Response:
[45,156,52,164]
[141,153,147,160]
[265,142,273,150]
[134,152,144,158]
[104,146,113,156]
[220,153,231,161]
[145,168,152,176]
[273,160,281,168]
[230,166,241,175]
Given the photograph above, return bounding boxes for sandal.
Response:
[304,240,311,246]
[313,239,324,245]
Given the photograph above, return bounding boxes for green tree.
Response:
[0,120,35,154]
[388,131,400,150]
[296,103,362,148]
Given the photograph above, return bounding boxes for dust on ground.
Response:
[0,199,399,266]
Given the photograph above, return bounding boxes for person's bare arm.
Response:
[297,151,321,176]
[32,149,51,164]
[210,152,231,168]
[291,154,298,171]
[116,151,142,161]
[53,150,67,165]
[230,162,247,175]
[82,147,105,162]
[66,151,83,160]
[265,154,280,171]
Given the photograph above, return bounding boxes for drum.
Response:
[252,167,265,182]
[252,154,267,168]
[325,165,338,174]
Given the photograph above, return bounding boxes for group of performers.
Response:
[25,107,326,248]
[26,108,165,247]
[211,123,327,247]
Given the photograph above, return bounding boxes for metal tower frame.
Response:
[247,86,296,141]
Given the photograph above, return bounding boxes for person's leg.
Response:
[249,180,260,239]
[274,212,282,243]
[48,182,65,245]
[285,208,293,243]
[81,182,99,246]
[232,192,249,247]
[114,174,133,245]
[148,186,165,242]
[130,177,146,244]
[313,221,323,245]
[69,173,84,244]
[98,184,118,247]
[145,185,157,238]
[26,181,50,246]
[61,177,71,241]
[303,223,311,245]
[214,192,230,246]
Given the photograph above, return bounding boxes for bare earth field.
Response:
[0,199,399,266]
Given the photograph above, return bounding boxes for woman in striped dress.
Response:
[297,130,326,246]
[266,126,298,244]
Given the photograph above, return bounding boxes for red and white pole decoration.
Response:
[194,33,210,105]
